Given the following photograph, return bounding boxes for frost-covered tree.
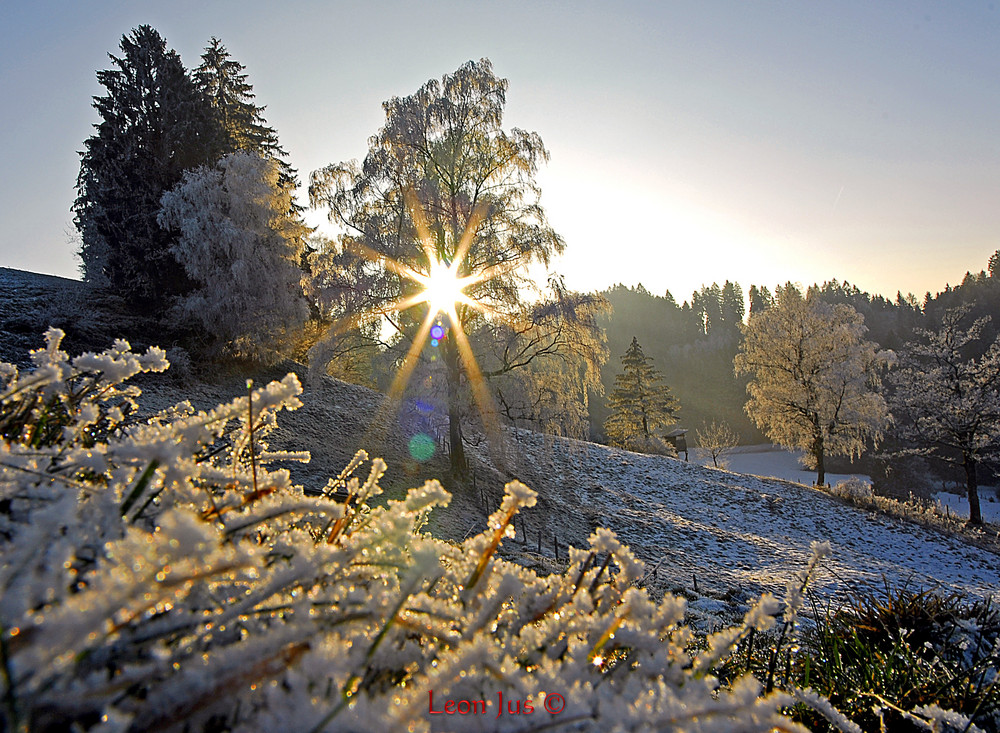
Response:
[158,151,309,361]
[483,280,608,439]
[309,59,572,474]
[2,331,984,732]
[735,285,890,486]
[194,37,298,193]
[604,337,680,452]
[887,306,1000,525]
[74,26,223,305]
[697,420,740,468]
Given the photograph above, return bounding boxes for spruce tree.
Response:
[604,337,680,451]
[194,38,298,193]
[74,26,223,306]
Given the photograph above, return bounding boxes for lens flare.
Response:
[324,185,522,467]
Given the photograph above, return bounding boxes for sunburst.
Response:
[334,187,518,466]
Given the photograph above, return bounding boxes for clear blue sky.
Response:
[1,1,998,301]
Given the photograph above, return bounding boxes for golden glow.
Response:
[410,258,478,317]
[334,187,516,462]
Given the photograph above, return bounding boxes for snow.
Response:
[695,444,871,487]
[497,432,999,604]
[935,486,1000,523]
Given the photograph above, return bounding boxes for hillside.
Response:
[3,266,998,612]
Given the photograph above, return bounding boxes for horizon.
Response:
[1,2,998,301]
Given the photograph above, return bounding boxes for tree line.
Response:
[598,267,1000,525]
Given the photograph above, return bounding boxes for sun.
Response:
[327,188,523,466]
[413,258,471,318]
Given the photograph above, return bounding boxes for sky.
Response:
[1,1,998,303]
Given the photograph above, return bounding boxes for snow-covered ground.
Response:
[499,433,999,605]
[694,444,870,487]
[935,486,1000,523]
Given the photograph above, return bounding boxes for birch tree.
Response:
[735,285,890,486]
[309,59,585,474]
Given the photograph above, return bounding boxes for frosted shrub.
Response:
[2,331,973,732]
[830,477,873,502]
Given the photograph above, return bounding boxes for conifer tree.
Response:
[604,337,680,451]
[194,38,298,193]
[74,26,223,305]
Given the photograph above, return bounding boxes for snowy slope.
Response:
[935,487,1000,523]
[497,431,999,604]
[2,266,997,609]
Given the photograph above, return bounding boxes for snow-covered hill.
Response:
[2,266,998,611]
[492,430,999,605]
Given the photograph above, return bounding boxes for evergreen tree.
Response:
[604,337,680,452]
[194,38,298,192]
[720,280,745,334]
[74,26,223,305]
[748,285,773,316]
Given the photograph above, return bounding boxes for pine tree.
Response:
[194,38,298,192]
[604,337,680,452]
[74,26,223,305]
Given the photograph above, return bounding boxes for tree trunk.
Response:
[813,433,826,487]
[963,453,983,525]
[443,337,466,476]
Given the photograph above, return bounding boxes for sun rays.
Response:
[334,187,516,467]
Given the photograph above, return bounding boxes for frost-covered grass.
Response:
[0,332,992,732]
[823,478,1000,558]
[787,587,1000,731]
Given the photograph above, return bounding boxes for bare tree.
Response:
[158,151,308,361]
[696,420,739,468]
[887,306,1000,525]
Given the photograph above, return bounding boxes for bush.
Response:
[0,331,986,732]
[830,477,873,502]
